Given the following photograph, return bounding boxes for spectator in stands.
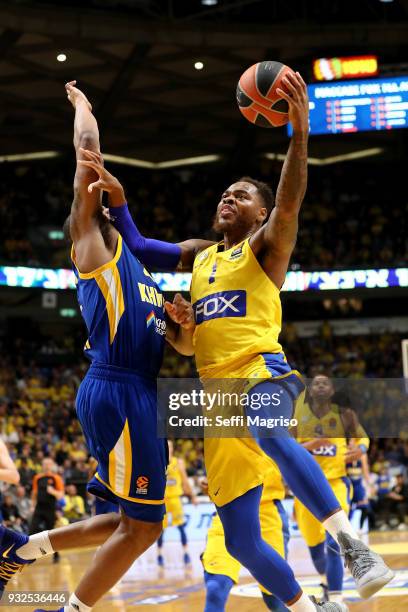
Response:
[64,485,86,523]
[382,473,408,531]
[1,493,23,531]
[13,485,32,532]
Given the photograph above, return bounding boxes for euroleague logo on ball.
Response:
[236,60,295,127]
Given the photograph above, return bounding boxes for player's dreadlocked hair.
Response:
[238,176,275,215]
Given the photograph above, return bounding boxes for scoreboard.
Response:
[288,75,408,136]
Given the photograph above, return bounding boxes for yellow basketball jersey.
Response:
[295,402,348,480]
[165,456,183,499]
[191,239,283,377]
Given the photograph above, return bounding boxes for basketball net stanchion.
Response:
[402,339,408,394]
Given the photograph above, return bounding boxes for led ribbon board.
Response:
[1,266,407,292]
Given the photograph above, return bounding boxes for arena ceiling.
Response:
[1,0,408,164]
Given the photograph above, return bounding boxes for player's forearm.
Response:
[0,467,20,484]
[275,132,308,215]
[166,323,195,356]
[74,99,100,153]
[109,203,181,269]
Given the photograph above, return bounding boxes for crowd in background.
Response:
[0,158,406,270]
[0,327,407,533]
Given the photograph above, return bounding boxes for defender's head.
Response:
[213,177,275,236]
[309,375,334,402]
[63,208,112,245]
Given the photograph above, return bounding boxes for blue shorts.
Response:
[76,363,168,523]
[94,496,119,515]
[350,478,368,507]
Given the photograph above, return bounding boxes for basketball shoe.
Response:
[337,531,395,598]
[310,597,348,611]
[0,526,35,591]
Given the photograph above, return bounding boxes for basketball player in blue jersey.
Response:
[0,82,195,612]
[77,72,394,610]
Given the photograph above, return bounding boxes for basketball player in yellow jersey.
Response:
[157,440,197,567]
[292,375,370,605]
[83,71,393,611]
[202,464,290,612]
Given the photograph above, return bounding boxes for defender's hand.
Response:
[345,443,364,463]
[77,148,124,198]
[276,71,309,134]
[65,81,92,111]
[165,293,195,330]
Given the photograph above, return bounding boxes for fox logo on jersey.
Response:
[312,444,337,457]
[194,290,246,324]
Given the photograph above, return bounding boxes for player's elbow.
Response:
[77,130,99,152]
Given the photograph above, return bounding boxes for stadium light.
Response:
[0,151,60,163]
[57,53,67,62]
[201,0,218,5]
[103,153,221,169]
[264,147,383,166]
[194,61,204,70]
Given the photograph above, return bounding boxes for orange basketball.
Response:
[236,60,295,127]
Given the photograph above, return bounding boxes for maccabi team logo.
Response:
[136,475,149,495]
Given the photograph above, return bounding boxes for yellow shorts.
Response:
[163,495,185,528]
[294,477,352,547]
[202,497,288,593]
[204,354,304,507]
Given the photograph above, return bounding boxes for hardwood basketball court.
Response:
[7,531,407,611]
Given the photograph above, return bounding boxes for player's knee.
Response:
[119,515,162,546]
[206,577,228,609]
[224,533,248,563]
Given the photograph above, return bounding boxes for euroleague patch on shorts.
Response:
[194,290,246,324]
[136,475,149,494]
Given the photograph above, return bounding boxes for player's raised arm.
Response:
[65,81,116,273]
[78,149,214,271]
[252,71,309,288]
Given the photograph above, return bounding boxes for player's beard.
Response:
[212,212,251,237]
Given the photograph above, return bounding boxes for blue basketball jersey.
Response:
[71,234,165,377]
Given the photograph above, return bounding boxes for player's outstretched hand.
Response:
[345,442,364,463]
[77,148,124,196]
[276,71,309,134]
[65,80,92,111]
[165,293,195,331]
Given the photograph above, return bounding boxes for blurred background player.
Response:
[201,464,289,612]
[348,453,375,532]
[157,440,197,567]
[292,375,370,605]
